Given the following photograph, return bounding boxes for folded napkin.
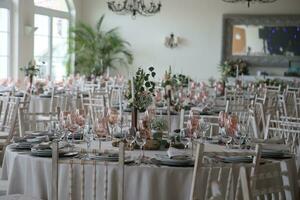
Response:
[167,147,189,160]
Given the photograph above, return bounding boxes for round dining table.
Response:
[1,141,299,200]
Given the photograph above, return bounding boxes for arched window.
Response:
[0,0,11,79]
[34,0,74,80]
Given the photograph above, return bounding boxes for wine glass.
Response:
[125,129,135,150]
[199,118,211,141]
[83,120,94,159]
[135,131,146,160]
[180,129,191,151]
[108,109,119,138]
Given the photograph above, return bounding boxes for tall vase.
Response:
[131,107,138,131]
[28,75,33,94]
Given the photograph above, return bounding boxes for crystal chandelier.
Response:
[107,0,162,17]
[223,0,277,7]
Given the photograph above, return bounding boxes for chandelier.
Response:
[223,0,277,7]
[107,0,162,17]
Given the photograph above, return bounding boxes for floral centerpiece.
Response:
[219,59,249,81]
[162,66,190,89]
[125,67,156,112]
[34,80,47,95]
[125,67,156,129]
[20,60,40,91]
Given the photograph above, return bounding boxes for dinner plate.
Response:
[215,156,253,163]
[10,143,33,150]
[31,149,52,157]
[31,149,79,157]
[155,154,194,167]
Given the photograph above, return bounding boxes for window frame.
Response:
[34,0,75,79]
[0,0,12,79]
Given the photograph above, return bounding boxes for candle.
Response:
[241,74,244,87]
[180,109,184,130]
[119,89,123,116]
[131,76,135,101]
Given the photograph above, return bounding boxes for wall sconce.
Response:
[24,25,38,36]
[165,33,179,49]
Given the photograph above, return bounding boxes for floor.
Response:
[0,168,8,196]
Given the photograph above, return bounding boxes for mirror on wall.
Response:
[222,15,300,68]
[232,25,300,57]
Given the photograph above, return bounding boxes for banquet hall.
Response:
[1,0,300,199]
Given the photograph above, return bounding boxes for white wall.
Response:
[80,0,300,80]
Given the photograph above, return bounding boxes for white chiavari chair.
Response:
[284,90,298,117]
[51,141,125,200]
[255,87,267,105]
[83,82,100,93]
[251,102,266,138]
[18,107,60,135]
[264,114,300,155]
[286,85,300,94]
[17,89,61,135]
[238,160,298,200]
[0,97,20,164]
[277,91,293,118]
[190,143,261,200]
[266,84,282,93]
[179,108,220,137]
[86,91,109,124]
[109,86,123,111]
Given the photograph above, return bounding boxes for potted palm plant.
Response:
[68,15,133,77]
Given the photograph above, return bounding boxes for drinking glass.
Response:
[83,121,94,159]
[199,118,211,141]
[135,131,146,159]
[180,129,191,151]
[125,129,135,150]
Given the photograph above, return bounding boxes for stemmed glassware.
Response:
[108,108,119,138]
[125,128,135,150]
[198,118,211,142]
[135,131,146,160]
[83,117,94,159]
[180,129,191,151]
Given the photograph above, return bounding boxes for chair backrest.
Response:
[266,85,281,93]
[238,160,297,200]
[0,97,20,142]
[86,91,109,124]
[179,108,220,137]
[52,141,125,200]
[190,143,261,200]
[19,109,60,134]
[284,90,298,117]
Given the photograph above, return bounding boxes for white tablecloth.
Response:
[1,142,298,200]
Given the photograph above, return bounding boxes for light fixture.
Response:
[223,0,277,7]
[165,33,179,49]
[24,25,38,36]
[107,0,161,18]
